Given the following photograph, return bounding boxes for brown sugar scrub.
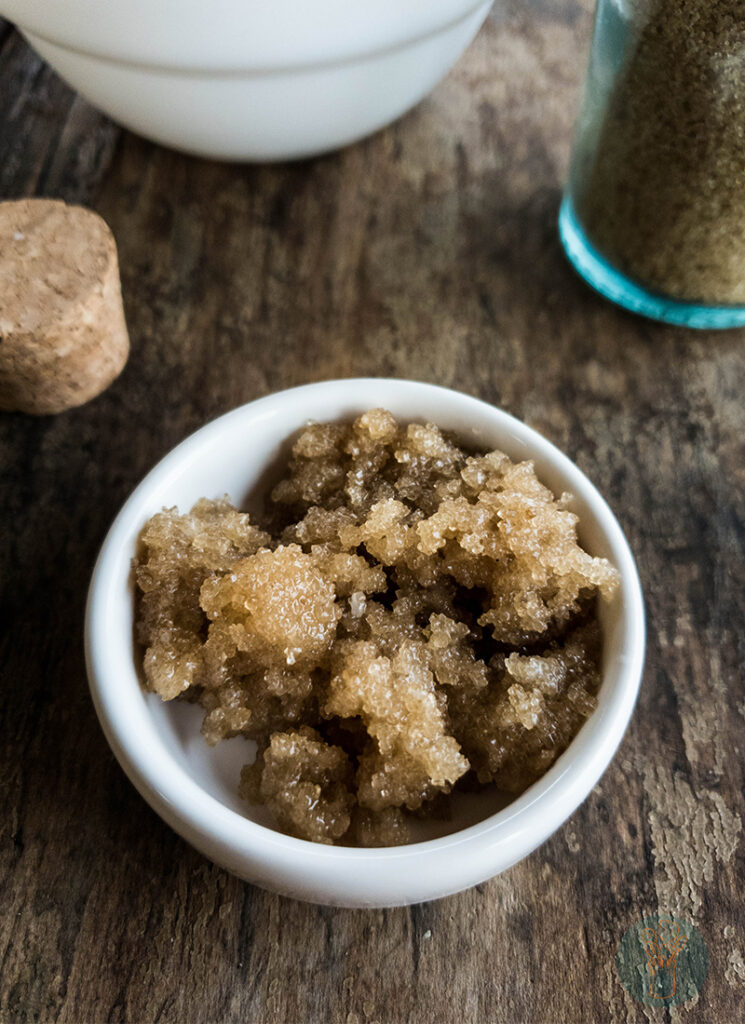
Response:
[134,411,619,846]
[571,1,745,304]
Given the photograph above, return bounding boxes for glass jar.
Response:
[560,0,745,328]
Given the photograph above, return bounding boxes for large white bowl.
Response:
[3,0,493,160]
[85,379,645,907]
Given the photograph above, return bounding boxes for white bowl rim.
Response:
[85,378,645,877]
[5,0,492,73]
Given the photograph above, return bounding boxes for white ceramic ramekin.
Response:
[85,379,645,907]
[2,0,493,160]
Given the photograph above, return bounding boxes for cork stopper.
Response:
[0,199,129,414]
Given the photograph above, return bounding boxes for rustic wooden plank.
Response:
[0,31,119,204]
[1,2,743,1021]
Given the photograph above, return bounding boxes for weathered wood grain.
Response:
[1,2,743,1022]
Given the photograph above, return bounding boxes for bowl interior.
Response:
[92,380,639,848]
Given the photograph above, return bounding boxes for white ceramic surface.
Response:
[3,0,493,160]
[85,379,645,907]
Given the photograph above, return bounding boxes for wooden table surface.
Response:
[1,3,743,1022]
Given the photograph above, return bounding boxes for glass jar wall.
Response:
[560,0,745,328]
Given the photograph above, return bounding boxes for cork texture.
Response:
[0,198,129,413]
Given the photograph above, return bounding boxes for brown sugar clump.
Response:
[0,199,129,414]
[327,638,469,811]
[135,498,270,700]
[239,727,354,845]
[134,412,620,845]
[201,545,342,671]
[447,621,603,794]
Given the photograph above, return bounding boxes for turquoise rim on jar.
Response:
[559,195,745,330]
